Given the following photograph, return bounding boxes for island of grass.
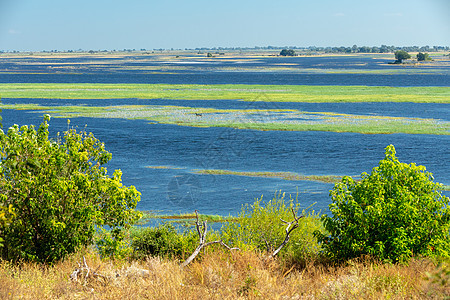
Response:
[193,169,345,184]
[1,102,448,135]
[137,211,236,226]
[0,83,449,103]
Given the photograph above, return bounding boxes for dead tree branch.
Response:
[271,208,304,258]
[180,210,239,268]
[70,256,106,285]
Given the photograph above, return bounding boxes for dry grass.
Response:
[0,249,448,299]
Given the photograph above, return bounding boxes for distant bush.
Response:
[394,50,411,63]
[417,52,432,62]
[221,192,324,262]
[0,116,141,263]
[131,223,198,260]
[280,49,296,56]
[315,145,450,263]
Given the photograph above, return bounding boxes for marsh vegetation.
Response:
[2,101,448,135]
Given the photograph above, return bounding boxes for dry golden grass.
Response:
[0,248,448,299]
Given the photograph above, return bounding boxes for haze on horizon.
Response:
[0,0,449,52]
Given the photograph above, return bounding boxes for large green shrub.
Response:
[0,116,141,263]
[221,192,323,261]
[315,145,450,263]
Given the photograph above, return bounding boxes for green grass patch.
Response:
[194,169,345,184]
[441,185,450,191]
[145,165,184,170]
[0,83,449,103]
[1,103,448,135]
[138,211,237,226]
[219,120,449,135]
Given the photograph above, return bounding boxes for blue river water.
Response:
[0,54,449,215]
[1,54,449,86]
[1,72,449,87]
[2,106,449,215]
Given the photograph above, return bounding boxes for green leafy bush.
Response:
[417,52,432,62]
[0,116,141,263]
[96,228,133,260]
[131,223,197,260]
[0,204,15,248]
[221,192,323,262]
[315,145,450,263]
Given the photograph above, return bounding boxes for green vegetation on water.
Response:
[1,103,448,135]
[194,169,345,184]
[145,165,185,170]
[148,166,450,189]
[138,211,235,225]
[0,83,449,103]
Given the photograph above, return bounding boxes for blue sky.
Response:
[0,0,449,51]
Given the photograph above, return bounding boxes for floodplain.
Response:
[0,51,449,215]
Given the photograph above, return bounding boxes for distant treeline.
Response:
[191,45,449,53]
[308,45,449,54]
[2,45,449,54]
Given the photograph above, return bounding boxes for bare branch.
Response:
[180,210,239,268]
[70,256,107,285]
[194,210,202,238]
[263,236,271,252]
[204,240,240,251]
[201,220,207,244]
[83,256,90,282]
[271,208,304,258]
[69,268,80,282]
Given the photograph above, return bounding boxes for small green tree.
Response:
[280,49,296,56]
[0,116,141,263]
[417,52,431,62]
[394,50,411,63]
[315,145,450,263]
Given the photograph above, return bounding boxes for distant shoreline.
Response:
[1,51,448,68]
[0,49,447,57]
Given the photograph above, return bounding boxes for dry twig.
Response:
[69,256,106,285]
[180,210,239,268]
[271,208,304,258]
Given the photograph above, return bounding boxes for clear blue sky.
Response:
[1,0,449,51]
